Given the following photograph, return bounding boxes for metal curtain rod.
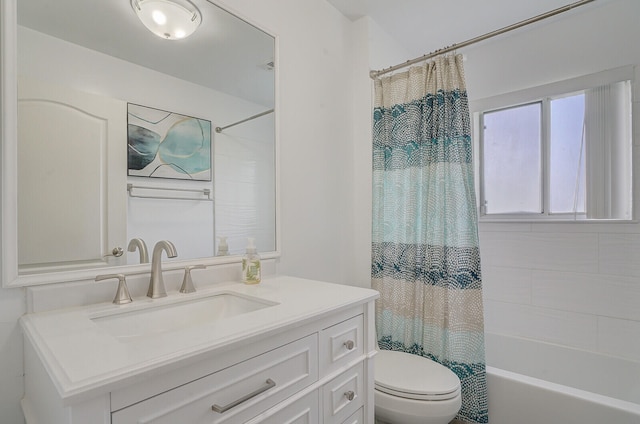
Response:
[215,109,274,133]
[369,0,596,79]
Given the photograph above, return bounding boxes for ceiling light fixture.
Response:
[131,0,202,40]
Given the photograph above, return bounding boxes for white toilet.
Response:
[374,350,462,424]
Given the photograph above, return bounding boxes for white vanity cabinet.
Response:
[111,334,319,423]
[21,277,379,424]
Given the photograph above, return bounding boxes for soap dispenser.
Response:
[217,236,229,256]
[242,238,261,284]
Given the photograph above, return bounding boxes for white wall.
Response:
[466,0,640,365]
[350,17,412,286]
[224,0,360,284]
[0,288,24,424]
[0,5,26,424]
[0,1,363,422]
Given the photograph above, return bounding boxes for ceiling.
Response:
[18,0,610,104]
[17,0,275,107]
[327,0,608,63]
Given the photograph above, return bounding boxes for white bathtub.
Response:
[485,333,640,424]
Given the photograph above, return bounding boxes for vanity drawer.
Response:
[322,362,363,424]
[320,315,363,376]
[112,334,318,424]
[249,389,319,424]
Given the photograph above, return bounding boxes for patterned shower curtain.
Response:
[372,55,488,424]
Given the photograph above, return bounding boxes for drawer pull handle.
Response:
[344,340,355,350]
[344,390,355,401]
[211,378,276,413]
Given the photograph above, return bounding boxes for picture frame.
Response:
[127,103,212,181]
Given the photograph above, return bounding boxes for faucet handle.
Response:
[180,265,206,294]
[95,273,132,305]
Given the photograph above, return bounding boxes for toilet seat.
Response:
[374,350,461,401]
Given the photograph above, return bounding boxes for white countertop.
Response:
[20,276,379,404]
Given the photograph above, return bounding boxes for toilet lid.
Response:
[374,350,461,401]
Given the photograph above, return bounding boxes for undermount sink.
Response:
[91,292,277,342]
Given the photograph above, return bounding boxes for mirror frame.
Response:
[1,0,280,287]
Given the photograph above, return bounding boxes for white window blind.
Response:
[585,81,632,220]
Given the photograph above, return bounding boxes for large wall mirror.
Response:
[1,0,277,286]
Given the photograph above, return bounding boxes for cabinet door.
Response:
[112,335,318,424]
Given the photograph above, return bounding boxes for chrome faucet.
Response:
[127,238,149,263]
[147,240,178,299]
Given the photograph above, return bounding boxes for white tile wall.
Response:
[484,299,598,351]
[598,317,640,362]
[480,221,640,363]
[481,216,640,363]
[480,75,640,360]
[532,270,640,321]
[532,221,640,234]
[476,222,532,233]
[599,233,640,277]
[469,0,640,371]
[482,266,532,304]
[479,231,599,273]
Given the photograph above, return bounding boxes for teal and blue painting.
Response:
[127,103,211,181]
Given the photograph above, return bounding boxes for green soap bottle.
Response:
[242,237,261,284]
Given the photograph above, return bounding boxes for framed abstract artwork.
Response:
[127,103,212,181]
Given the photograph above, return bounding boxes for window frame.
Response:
[472,66,635,222]
[479,100,545,217]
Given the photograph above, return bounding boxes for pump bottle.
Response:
[216,236,229,256]
[242,238,261,284]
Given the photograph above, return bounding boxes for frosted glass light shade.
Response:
[131,0,202,40]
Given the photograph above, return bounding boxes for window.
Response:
[476,68,633,221]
